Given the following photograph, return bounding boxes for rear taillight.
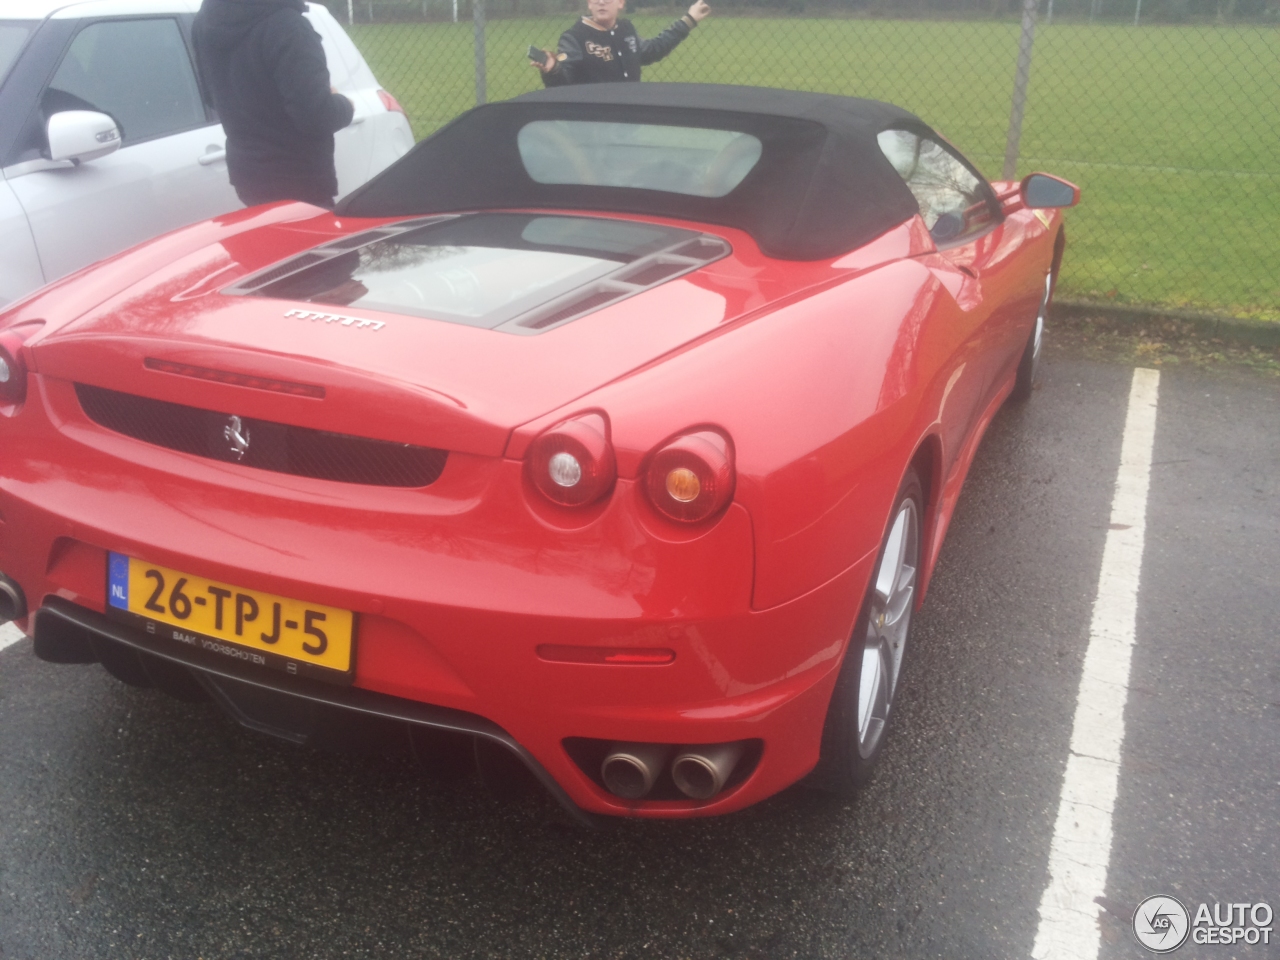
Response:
[526,413,616,507]
[0,333,28,405]
[377,89,405,114]
[645,430,734,523]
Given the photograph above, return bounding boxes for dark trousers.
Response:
[235,182,335,210]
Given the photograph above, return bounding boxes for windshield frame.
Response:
[0,20,38,90]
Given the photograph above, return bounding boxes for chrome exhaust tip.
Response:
[0,574,25,625]
[672,742,746,800]
[601,742,671,799]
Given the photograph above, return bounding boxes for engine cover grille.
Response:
[76,384,448,488]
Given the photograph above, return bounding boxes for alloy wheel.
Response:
[857,498,919,758]
[1032,268,1052,364]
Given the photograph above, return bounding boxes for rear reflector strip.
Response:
[536,645,675,665]
[144,358,325,398]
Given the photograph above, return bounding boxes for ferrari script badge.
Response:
[284,308,385,331]
[224,415,250,460]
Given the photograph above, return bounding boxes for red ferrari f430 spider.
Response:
[0,84,1078,821]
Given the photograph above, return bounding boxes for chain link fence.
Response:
[326,0,1279,320]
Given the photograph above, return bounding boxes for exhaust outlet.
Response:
[672,742,745,800]
[601,742,671,799]
[0,574,26,625]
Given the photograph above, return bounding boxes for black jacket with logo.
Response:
[193,0,353,203]
[541,17,693,86]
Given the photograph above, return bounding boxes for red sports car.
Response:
[0,84,1077,821]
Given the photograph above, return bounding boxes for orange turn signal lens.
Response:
[645,429,734,524]
[665,467,701,502]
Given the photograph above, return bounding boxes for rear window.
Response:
[0,21,36,86]
[517,121,763,198]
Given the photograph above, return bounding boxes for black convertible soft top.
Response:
[338,84,926,261]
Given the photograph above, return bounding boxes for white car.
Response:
[0,0,413,306]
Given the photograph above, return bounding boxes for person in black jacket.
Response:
[533,0,710,86]
[193,0,354,208]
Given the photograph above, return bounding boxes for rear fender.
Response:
[526,258,949,612]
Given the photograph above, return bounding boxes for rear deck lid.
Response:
[29,212,739,458]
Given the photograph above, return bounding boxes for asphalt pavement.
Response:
[0,343,1276,960]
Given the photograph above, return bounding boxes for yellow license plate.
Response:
[107,552,354,678]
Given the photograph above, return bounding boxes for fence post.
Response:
[347,0,353,24]
[1001,0,1038,180]
[1133,0,1142,24]
[473,0,487,105]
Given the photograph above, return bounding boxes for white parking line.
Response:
[1032,367,1161,960]
[0,622,25,654]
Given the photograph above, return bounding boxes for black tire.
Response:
[813,467,923,794]
[1012,236,1062,402]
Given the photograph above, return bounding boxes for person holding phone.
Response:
[531,0,710,86]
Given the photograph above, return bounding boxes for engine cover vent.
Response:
[76,384,448,488]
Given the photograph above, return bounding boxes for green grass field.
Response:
[349,18,1280,319]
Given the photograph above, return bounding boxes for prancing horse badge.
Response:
[224,415,250,460]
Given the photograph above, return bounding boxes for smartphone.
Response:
[527,44,546,63]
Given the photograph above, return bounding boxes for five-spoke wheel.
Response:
[816,467,923,792]
[856,492,918,759]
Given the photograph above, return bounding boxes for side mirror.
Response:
[1020,173,1079,209]
[47,110,121,164]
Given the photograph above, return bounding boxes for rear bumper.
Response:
[3,505,868,816]
[0,382,873,818]
[33,597,598,826]
[30,588,857,819]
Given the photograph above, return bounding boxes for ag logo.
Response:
[1133,895,1191,953]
